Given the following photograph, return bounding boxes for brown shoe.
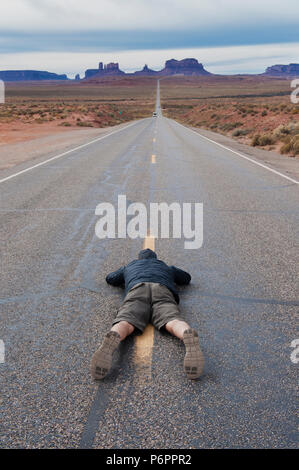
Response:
[90,331,121,380]
[183,328,204,379]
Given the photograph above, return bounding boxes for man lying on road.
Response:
[91,248,204,380]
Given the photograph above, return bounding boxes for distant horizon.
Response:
[1,43,299,79]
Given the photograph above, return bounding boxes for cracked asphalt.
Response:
[0,83,298,448]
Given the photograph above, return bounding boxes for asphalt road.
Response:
[0,81,298,449]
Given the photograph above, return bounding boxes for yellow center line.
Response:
[151,154,156,164]
[133,234,155,384]
[143,232,155,251]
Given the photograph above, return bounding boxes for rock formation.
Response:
[83,58,211,80]
[0,70,68,81]
[264,64,299,77]
[84,62,125,79]
[134,64,158,76]
[159,58,211,76]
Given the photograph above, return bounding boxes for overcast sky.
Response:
[0,0,298,77]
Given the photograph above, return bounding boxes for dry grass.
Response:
[160,76,299,157]
[0,77,156,142]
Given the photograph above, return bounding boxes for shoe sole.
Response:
[90,331,120,380]
[183,329,204,379]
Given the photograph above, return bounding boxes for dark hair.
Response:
[138,249,157,260]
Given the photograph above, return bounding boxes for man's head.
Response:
[138,248,157,260]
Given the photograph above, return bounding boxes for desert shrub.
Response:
[273,125,290,137]
[251,134,260,146]
[25,110,36,116]
[289,122,299,134]
[280,141,292,154]
[76,121,93,127]
[274,122,299,138]
[261,110,267,116]
[281,135,299,155]
[58,122,72,126]
[221,122,243,132]
[292,136,299,154]
[232,128,251,137]
[251,134,276,146]
[258,134,275,146]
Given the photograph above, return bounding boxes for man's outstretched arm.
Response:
[106,267,125,287]
[171,266,191,285]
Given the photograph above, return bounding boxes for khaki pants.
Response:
[112,282,183,332]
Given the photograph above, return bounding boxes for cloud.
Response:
[0,1,297,75]
[1,42,298,77]
[0,27,298,55]
[0,0,298,32]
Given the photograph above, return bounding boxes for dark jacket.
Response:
[106,248,191,303]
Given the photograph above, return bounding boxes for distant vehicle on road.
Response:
[152,112,157,117]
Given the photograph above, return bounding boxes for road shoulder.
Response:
[184,125,299,183]
[0,120,139,176]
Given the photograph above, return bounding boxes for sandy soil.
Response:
[160,75,299,157]
[0,120,86,146]
[0,77,156,156]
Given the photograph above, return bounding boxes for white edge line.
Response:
[173,120,299,185]
[0,120,143,184]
